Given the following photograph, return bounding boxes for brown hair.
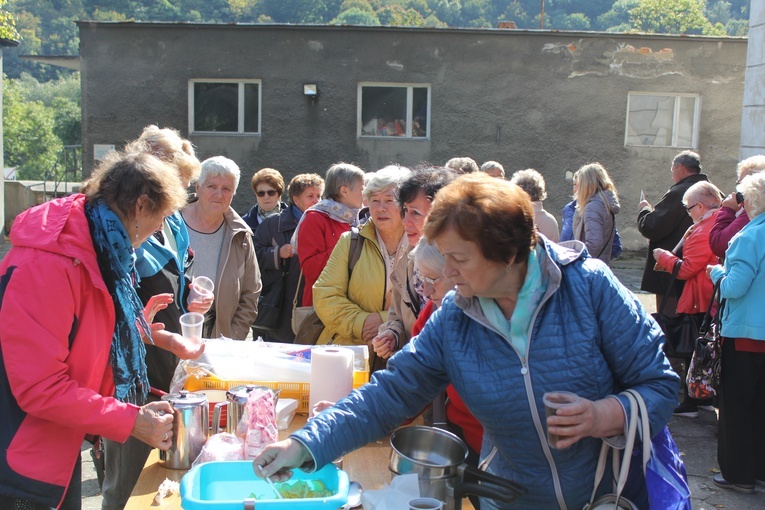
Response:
[287,173,324,201]
[424,173,537,264]
[124,125,200,185]
[251,168,285,195]
[84,152,188,222]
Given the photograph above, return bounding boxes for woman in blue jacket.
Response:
[255,173,678,509]
[708,171,765,494]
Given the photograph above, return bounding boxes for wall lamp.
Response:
[303,84,319,100]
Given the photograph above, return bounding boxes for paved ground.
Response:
[1,239,762,509]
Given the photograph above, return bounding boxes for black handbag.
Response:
[686,283,723,399]
[652,260,698,358]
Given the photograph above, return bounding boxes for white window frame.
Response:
[188,79,262,135]
[625,92,701,148]
[357,82,431,139]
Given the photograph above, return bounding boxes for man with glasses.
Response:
[637,151,709,314]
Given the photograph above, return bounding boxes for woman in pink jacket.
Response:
[653,180,722,418]
[0,152,198,509]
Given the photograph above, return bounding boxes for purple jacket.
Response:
[709,206,749,260]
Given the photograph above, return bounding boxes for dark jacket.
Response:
[251,205,302,343]
[134,212,193,392]
[637,172,709,295]
[241,201,288,236]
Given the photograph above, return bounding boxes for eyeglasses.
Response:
[421,274,442,285]
[256,190,279,197]
[683,203,700,212]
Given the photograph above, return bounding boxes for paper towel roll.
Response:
[309,346,354,414]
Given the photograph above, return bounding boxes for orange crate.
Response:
[184,371,369,415]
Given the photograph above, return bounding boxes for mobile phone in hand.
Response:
[736,191,744,204]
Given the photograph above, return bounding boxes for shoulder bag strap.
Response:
[698,281,721,336]
[657,259,683,316]
[348,226,364,278]
[292,270,304,313]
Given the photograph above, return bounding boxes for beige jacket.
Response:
[378,250,420,347]
[210,207,262,339]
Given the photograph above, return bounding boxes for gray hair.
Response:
[673,151,702,173]
[324,163,365,201]
[481,161,505,177]
[683,181,722,209]
[412,236,444,276]
[363,164,412,202]
[736,155,765,182]
[741,172,765,218]
[510,168,547,202]
[198,156,241,192]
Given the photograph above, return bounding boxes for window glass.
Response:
[362,86,407,136]
[244,82,260,133]
[194,82,238,132]
[626,93,698,148]
[412,87,428,138]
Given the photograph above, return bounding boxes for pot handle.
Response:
[453,482,521,504]
[212,401,228,434]
[461,464,528,497]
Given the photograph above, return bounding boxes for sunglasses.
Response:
[256,190,279,197]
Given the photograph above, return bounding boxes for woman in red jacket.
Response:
[653,180,722,418]
[294,163,365,306]
[0,152,197,509]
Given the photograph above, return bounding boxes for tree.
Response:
[594,0,639,31]
[0,0,19,40]
[629,0,726,36]
[553,12,591,30]
[331,6,381,25]
[378,5,426,26]
[3,76,63,180]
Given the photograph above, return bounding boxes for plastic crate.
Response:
[184,370,369,415]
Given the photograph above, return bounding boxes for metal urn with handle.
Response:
[159,390,209,469]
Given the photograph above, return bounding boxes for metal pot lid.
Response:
[227,384,280,405]
[161,389,207,408]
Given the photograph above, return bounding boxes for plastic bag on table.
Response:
[170,359,218,394]
[241,386,279,459]
[192,433,244,467]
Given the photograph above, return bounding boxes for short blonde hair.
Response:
[736,155,765,182]
[741,172,765,218]
[124,125,200,185]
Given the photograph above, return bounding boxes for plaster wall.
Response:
[78,23,747,249]
[741,0,765,159]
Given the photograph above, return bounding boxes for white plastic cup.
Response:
[179,312,204,340]
[543,391,581,449]
[408,498,444,510]
[188,276,214,303]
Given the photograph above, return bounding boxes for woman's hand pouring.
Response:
[132,401,174,450]
[253,439,312,482]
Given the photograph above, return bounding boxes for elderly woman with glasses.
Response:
[653,181,723,418]
[255,173,678,509]
[242,167,288,234]
[182,156,262,340]
[707,171,765,493]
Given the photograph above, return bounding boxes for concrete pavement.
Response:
[1,240,763,508]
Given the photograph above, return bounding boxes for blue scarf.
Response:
[85,200,152,404]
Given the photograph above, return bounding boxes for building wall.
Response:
[741,0,764,159]
[78,23,747,248]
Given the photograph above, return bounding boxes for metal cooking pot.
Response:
[159,390,209,470]
[390,426,527,510]
[212,385,280,435]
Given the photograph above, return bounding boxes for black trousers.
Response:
[0,459,81,510]
[717,339,765,485]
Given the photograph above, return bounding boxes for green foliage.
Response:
[332,6,382,25]
[378,5,426,26]
[0,0,19,40]
[553,12,591,30]
[594,0,639,31]
[630,0,726,36]
[3,76,64,180]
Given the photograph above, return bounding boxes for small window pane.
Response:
[361,87,407,136]
[244,83,260,133]
[627,94,675,146]
[676,96,696,147]
[194,83,238,132]
[412,87,428,138]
